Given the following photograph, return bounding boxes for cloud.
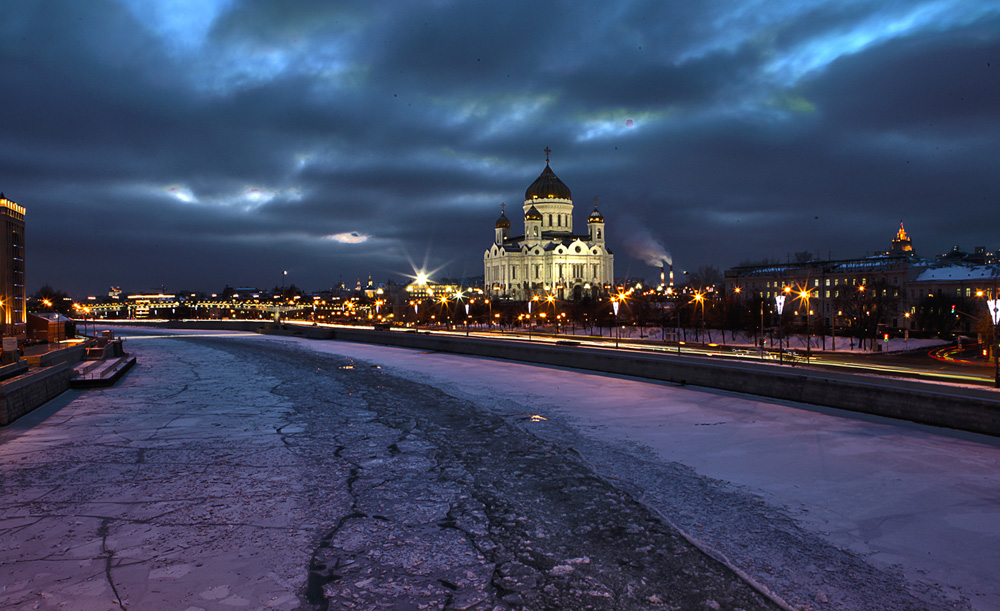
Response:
[325,232,370,244]
[1,0,997,296]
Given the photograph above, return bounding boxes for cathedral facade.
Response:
[484,153,613,301]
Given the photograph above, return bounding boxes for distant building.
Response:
[0,193,26,340]
[725,223,926,330]
[725,223,1000,334]
[484,150,614,300]
[888,222,913,255]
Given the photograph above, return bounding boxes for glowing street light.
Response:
[798,288,813,363]
[987,297,1000,388]
[775,292,787,364]
[528,295,539,341]
[611,295,621,348]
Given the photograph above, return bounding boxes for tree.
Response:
[686,265,722,290]
[834,280,899,349]
[30,285,73,315]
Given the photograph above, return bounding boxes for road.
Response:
[410,325,999,387]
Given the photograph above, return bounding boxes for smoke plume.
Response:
[625,226,672,268]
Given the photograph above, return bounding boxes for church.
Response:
[484,150,614,301]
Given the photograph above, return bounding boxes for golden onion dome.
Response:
[496,210,510,228]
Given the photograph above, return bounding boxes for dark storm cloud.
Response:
[2,0,999,295]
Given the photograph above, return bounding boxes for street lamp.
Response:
[612,295,620,348]
[775,292,787,364]
[798,289,813,363]
[528,295,539,341]
[987,298,1000,388]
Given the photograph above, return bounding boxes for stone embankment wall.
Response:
[0,364,74,426]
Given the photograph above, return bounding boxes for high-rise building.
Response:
[0,193,26,339]
[484,150,614,300]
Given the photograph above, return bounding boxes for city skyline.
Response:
[3,1,998,297]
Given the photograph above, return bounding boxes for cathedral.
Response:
[484,150,614,301]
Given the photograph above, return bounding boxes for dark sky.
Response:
[2,1,998,297]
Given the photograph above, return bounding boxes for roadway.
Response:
[379,324,1000,389]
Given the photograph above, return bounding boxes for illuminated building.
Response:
[890,221,914,255]
[484,150,614,300]
[724,224,926,330]
[0,193,26,339]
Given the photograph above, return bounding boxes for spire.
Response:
[891,220,913,254]
[588,197,604,224]
[495,202,510,229]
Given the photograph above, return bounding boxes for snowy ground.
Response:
[2,329,997,610]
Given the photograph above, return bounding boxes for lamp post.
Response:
[528,296,538,341]
[759,299,766,360]
[799,289,813,364]
[612,295,620,348]
[987,298,1000,388]
[775,293,786,364]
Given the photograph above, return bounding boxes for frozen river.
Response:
[2,329,998,610]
